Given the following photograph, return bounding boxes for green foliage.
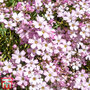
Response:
[53,17,69,29]
[30,11,37,20]
[83,60,90,72]
[0,26,20,61]
[67,5,75,12]
[5,0,23,7]
[0,24,30,61]
[52,0,56,2]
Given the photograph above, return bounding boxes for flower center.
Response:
[42,30,45,33]
[58,40,60,42]
[8,23,11,26]
[46,53,49,55]
[33,77,36,81]
[18,55,21,58]
[48,14,50,17]
[72,24,75,27]
[22,77,24,80]
[64,45,67,48]
[41,86,45,89]
[19,68,22,71]
[33,50,35,53]
[8,65,11,68]
[0,68,3,71]
[45,44,47,47]
[82,31,85,34]
[35,41,38,44]
[16,17,19,21]
[81,74,84,77]
[49,74,52,77]
[39,23,42,26]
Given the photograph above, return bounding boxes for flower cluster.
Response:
[0,0,90,90]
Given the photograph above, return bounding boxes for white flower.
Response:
[63,11,76,22]
[80,27,90,38]
[26,59,38,68]
[46,62,56,71]
[3,61,13,73]
[78,44,88,55]
[0,13,4,22]
[36,50,42,55]
[44,70,57,83]
[35,0,42,10]
[45,2,54,11]
[67,50,76,58]
[57,6,64,17]
[87,79,90,89]
[16,28,30,39]
[61,88,68,90]
[24,67,33,77]
[0,0,3,3]
[85,7,90,14]
[74,78,81,89]
[42,52,52,61]
[41,41,52,52]
[29,85,38,90]
[60,40,71,52]
[35,0,42,6]
[4,21,16,29]
[62,57,71,66]
[79,0,87,8]
[45,11,54,20]
[12,49,26,63]
[86,23,90,31]
[12,12,24,22]
[39,82,50,90]
[53,35,62,44]
[0,67,3,73]
[16,74,27,87]
[80,82,89,90]
[85,54,90,60]
[33,20,43,29]
[74,74,89,90]
[37,26,49,38]
[33,15,47,29]
[69,21,79,30]
[69,31,77,38]
[28,37,42,49]
[75,8,84,18]
[21,2,26,10]
[17,64,24,72]
[13,70,17,75]
[71,61,81,70]
[77,42,83,49]
[63,12,70,21]
[43,42,53,53]
[29,75,40,85]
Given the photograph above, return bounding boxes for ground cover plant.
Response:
[0,0,90,90]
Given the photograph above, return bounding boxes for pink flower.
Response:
[15,74,28,88]
[60,40,71,52]
[12,49,26,63]
[44,70,57,83]
[3,61,14,73]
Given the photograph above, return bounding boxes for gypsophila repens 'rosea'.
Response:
[0,0,90,90]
